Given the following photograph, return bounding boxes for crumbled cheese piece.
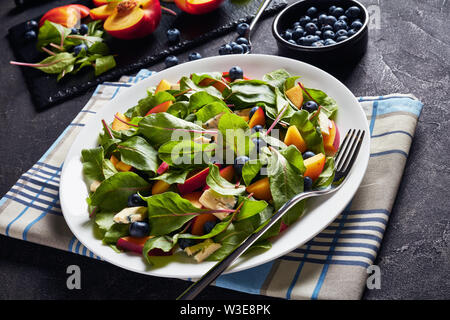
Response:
[199,189,236,220]
[113,206,147,224]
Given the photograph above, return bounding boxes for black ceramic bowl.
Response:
[272,0,369,68]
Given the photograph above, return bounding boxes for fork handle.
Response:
[248,0,273,37]
[176,190,318,300]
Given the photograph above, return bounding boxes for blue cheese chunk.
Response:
[113,206,147,224]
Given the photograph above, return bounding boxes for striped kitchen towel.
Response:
[0,69,423,300]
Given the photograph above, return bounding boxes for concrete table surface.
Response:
[0,0,449,300]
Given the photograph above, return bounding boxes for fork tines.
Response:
[335,129,366,173]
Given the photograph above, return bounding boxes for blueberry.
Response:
[318,14,328,25]
[323,30,335,39]
[229,66,243,81]
[249,106,260,119]
[232,44,244,54]
[178,238,199,249]
[312,35,321,42]
[234,155,250,176]
[306,7,318,17]
[236,37,249,45]
[251,124,264,133]
[303,34,317,46]
[128,193,147,207]
[299,16,311,27]
[334,20,348,31]
[292,22,301,29]
[336,35,349,42]
[351,20,363,30]
[304,176,313,191]
[229,41,238,47]
[70,28,78,35]
[324,38,337,46]
[79,24,89,35]
[304,22,318,34]
[281,30,293,40]
[164,55,178,68]
[331,7,344,17]
[338,15,349,23]
[336,29,348,37]
[315,30,322,37]
[25,20,38,31]
[302,151,316,159]
[219,43,232,55]
[241,43,250,53]
[236,22,250,36]
[347,29,357,37]
[24,30,36,40]
[321,24,333,32]
[73,43,87,55]
[292,27,304,40]
[328,5,336,14]
[203,220,218,234]
[311,41,324,47]
[129,221,150,238]
[188,52,202,61]
[302,100,319,112]
[166,28,181,43]
[325,15,337,26]
[345,6,361,18]
[312,18,319,24]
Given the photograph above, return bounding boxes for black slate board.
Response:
[8,0,287,110]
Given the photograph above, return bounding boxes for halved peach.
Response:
[285,84,304,109]
[39,5,90,28]
[90,3,118,20]
[303,153,326,180]
[246,177,272,201]
[152,180,170,195]
[111,112,131,131]
[284,125,307,153]
[145,100,173,115]
[175,0,226,15]
[248,107,265,128]
[93,0,109,7]
[104,0,161,40]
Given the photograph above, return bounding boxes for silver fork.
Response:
[177,129,366,300]
[244,0,273,54]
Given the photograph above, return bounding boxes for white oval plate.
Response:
[60,54,370,279]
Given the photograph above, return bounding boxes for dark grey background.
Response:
[0,0,449,300]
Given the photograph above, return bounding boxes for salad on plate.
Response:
[80,66,341,266]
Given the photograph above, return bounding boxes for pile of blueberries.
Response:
[218,22,251,55]
[281,5,363,47]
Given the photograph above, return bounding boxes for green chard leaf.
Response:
[313,157,335,189]
[151,168,190,184]
[143,192,206,236]
[36,20,71,50]
[206,163,246,196]
[223,80,276,109]
[35,52,76,74]
[117,136,159,173]
[90,172,151,211]
[290,109,325,154]
[94,55,116,76]
[142,236,175,265]
[158,140,215,168]
[263,69,291,91]
[81,147,105,186]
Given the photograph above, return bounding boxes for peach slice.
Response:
[177,164,221,195]
[246,177,272,201]
[145,100,173,115]
[198,78,228,93]
[303,153,326,180]
[284,125,307,153]
[152,180,171,194]
[104,0,161,40]
[191,213,217,236]
[182,191,203,209]
[285,84,304,109]
[323,120,340,156]
[248,106,265,128]
[111,112,131,131]
[110,155,132,172]
[155,79,172,93]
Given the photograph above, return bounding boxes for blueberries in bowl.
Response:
[279,3,365,48]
